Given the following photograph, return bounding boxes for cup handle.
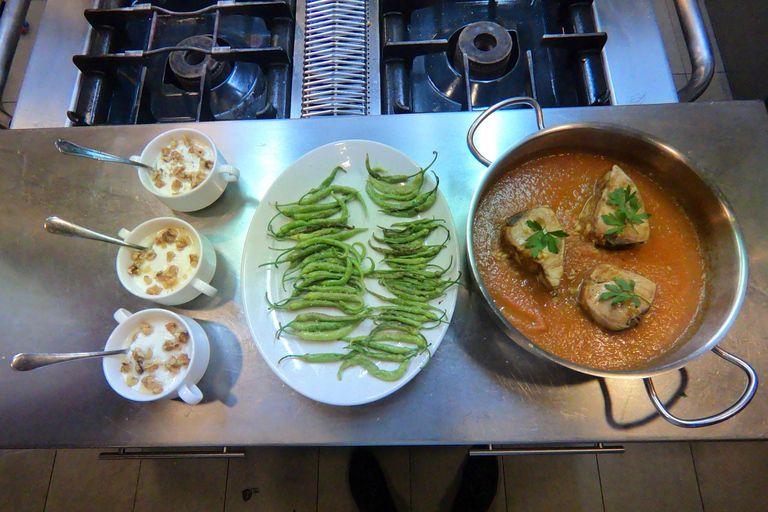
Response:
[178,382,203,405]
[218,164,239,182]
[193,278,217,297]
[113,308,132,323]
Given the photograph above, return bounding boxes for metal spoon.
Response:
[11,349,128,371]
[44,216,149,251]
[55,139,155,171]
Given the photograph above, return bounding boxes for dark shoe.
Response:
[348,448,398,512]
[450,455,499,512]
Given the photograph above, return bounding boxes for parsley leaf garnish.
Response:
[601,186,651,236]
[598,278,651,308]
[524,220,569,259]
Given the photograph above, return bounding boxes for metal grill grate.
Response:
[300,0,368,117]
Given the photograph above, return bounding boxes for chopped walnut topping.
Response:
[155,265,179,290]
[176,331,189,344]
[177,353,190,367]
[166,251,176,262]
[139,323,153,336]
[141,375,164,395]
[171,179,182,193]
[126,375,139,387]
[128,263,141,275]
[203,159,213,170]
[132,347,152,362]
[143,275,152,285]
[146,285,162,295]
[175,233,191,250]
[120,361,132,373]
[192,171,207,188]
[161,147,170,157]
[145,250,156,261]
[131,251,145,262]
[161,228,178,244]
[169,139,179,149]
[189,253,199,268]
[144,361,160,373]
[165,322,178,334]
[162,339,180,352]
[165,356,181,373]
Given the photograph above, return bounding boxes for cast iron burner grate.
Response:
[381,0,609,114]
[70,0,295,126]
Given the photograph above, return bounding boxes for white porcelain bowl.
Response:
[103,308,210,405]
[116,217,217,306]
[132,128,239,212]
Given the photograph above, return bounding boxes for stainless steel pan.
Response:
[466,97,757,428]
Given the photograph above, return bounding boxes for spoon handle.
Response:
[44,216,148,251]
[55,139,155,171]
[11,349,127,371]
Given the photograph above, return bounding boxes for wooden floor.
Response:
[2,442,768,511]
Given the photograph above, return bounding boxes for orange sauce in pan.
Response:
[472,151,706,371]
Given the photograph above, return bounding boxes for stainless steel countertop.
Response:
[10,0,678,129]
[2,101,767,448]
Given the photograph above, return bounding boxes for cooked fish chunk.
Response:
[500,206,567,290]
[579,263,656,331]
[580,165,650,247]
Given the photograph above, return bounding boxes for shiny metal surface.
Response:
[300,0,369,117]
[2,101,768,448]
[466,97,754,427]
[11,0,94,128]
[55,139,154,170]
[467,103,748,379]
[644,346,758,427]
[470,444,624,456]
[44,216,149,251]
[11,349,126,371]
[14,0,677,128]
[673,0,715,102]
[0,0,32,99]
[98,447,245,460]
[593,0,678,105]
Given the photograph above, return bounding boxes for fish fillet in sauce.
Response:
[500,206,566,290]
[472,151,706,371]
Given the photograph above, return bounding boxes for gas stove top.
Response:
[11,0,683,128]
[70,1,294,126]
[381,0,609,114]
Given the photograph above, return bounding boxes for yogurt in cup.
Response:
[103,308,210,405]
[116,217,217,306]
[132,128,239,212]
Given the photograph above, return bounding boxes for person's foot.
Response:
[348,448,399,512]
[450,454,499,512]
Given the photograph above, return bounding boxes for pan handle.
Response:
[467,97,545,167]
[644,346,758,428]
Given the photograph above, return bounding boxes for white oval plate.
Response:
[241,140,459,406]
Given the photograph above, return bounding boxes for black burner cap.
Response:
[168,35,231,90]
[454,22,513,80]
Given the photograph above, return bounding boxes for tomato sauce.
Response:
[472,151,706,371]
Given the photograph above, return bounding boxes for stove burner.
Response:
[168,35,232,91]
[453,22,513,80]
[70,1,295,125]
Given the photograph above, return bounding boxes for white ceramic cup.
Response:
[116,217,217,306]
[131,128,239,212]
[103,308,210,405]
